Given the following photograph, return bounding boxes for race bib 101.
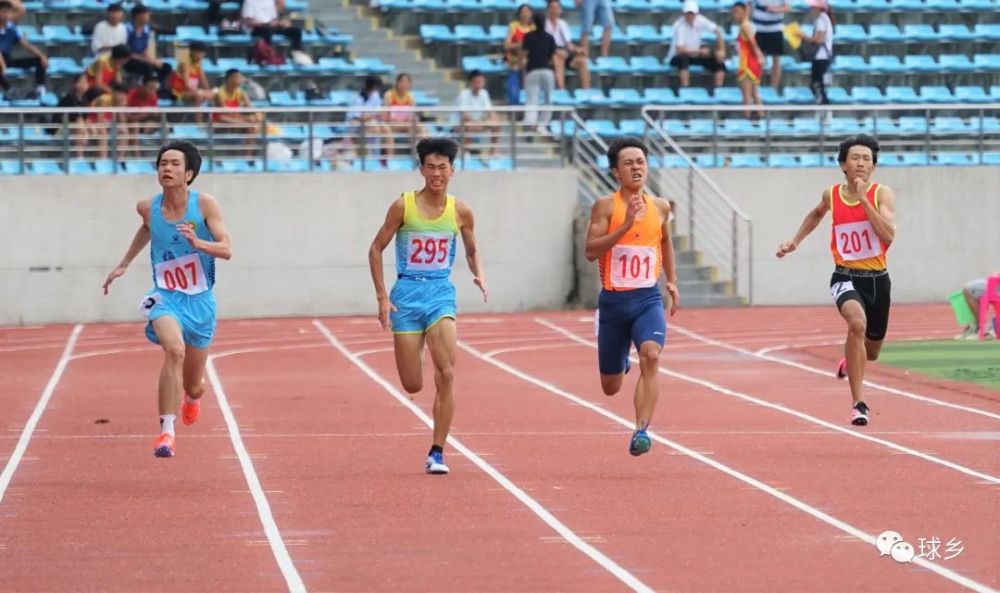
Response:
[610,245,658,289]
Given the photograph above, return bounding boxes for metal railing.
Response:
[0,105,575,174]
[641,106,754,305]
[640,104,1000,165]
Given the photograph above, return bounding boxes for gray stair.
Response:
[310,0,462,104]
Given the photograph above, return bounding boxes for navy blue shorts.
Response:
[596,286,666,375]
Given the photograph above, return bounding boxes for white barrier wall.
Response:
[706,166,1000,304]
[0,170,578,325]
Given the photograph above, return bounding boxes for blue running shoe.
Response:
[629,428,651,456]
[624,356,631,375]
[425,451,450,474]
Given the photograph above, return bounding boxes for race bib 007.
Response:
[154,253,208,295]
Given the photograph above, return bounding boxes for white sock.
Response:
[160,414,176,436]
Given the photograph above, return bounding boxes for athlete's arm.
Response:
[861,182,896,246]
[103,199,152,294]
[657,198,680,315]
[457,201,488,301]
[776,189,831,258]
[369,199,404,328]
[184,193,233,260]
[584,196,636,261]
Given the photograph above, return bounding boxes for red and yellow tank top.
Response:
[505,21,533,66]
[85,55,118,88]
[829,183,888,271]
[385,89,415,122]
[599,192,663,291]
[737,22,762,82]
[168,59,202,96]
[212,86,245,122]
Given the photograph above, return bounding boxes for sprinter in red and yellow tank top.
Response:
[776,135,897,426]
[585,136,679,457]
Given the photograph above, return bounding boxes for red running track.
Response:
[0,305,997,592]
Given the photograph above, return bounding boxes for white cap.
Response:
[682,0,699,13]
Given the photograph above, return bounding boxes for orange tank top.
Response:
[168,60,202,95]
[85,55,117,88]
[599,192,664,291]
[829,183,889,271]
[212,87,245,122]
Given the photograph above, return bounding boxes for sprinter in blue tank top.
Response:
[368,137,488,475]
[102,141,233,458]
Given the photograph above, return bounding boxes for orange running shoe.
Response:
[153,433,175,458]
[181,398,201,426]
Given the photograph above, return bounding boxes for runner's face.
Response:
[614,147,647,191]
[420,153,453,192]
[841,145,875,182]
[158,149,190,188]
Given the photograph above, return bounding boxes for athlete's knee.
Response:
[434,364,455,389]
[847,316,867,338]
[183,377,205,397]
[638,345,661,371]
[163,343,185,366]
[600,376,622,396]
[401,376,423,394]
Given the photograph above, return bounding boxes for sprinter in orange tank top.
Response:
[585,136,680,456]
[776,135,897,426]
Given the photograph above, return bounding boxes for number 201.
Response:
[410,238,449,264]
[839,229,873,255]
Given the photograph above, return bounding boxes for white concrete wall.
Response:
[0,170,578,325]
[705,166,1000,304]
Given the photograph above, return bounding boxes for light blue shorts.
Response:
[581,0,615,32]
[389,277,457,334]
[141,288,217,349]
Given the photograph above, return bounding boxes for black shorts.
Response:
[755,30,784,56]
[669,54,727,73]
[830,267,891,341]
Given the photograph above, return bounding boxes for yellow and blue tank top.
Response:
[149,190,216,295]
[394,191,459,280]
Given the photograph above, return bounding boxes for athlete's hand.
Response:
[176,223,200,250]
[103,266,127,295]
[853,177,869,205]
[377,296,397,330]
[474,277,489,302]
[776,241,797,258]
[665,282,680,316]
[623,194,643,229]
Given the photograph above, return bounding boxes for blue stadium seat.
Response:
[868,24,904,42]
[454,25,489,42]
[592,56,630,74]
[618,119,645,136]
[886,86,920,103]
[932,116,973,134]
[932,152,977,166]
[575,88,613,107]
[974,24,1000,41]
[758,86,788,105]
[974,54,1000,71]
[783,86,815,104]
[939,54,975,73]
[937,24,975,41]
[869,55,907,74]
[550,88,579,107]
[878,153,905,167]
[28,161,63,175]
[983,153,1000,166]
[729,154,765,168]
[897,116,930,135]
[68,160,95,175]
[629,56,668,74]
[826,87,851,104]
[992,86,1000,100]
[269,91,306,106]
[677,87,714,105]
[798,154,824,167]
[420,24,453,42]
[903,55,938,73]
[834,24,867,43]
[42,25,85,43]
[608,88,645,107]
[586,119,619,137]
[954,86,989,103]
[850,86,885,104]
[901,24,937,42]
[123,161,157,174]
[768,154,800,168]
[643,87,679,105]
[897,152,930,166]
[720,119,761,136]
[626,24,664,43]
[487,158,514,171]
[919,85,954,103]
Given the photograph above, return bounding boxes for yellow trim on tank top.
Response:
[403,190,458,229]
[836,182,877,208]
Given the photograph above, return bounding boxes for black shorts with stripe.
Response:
[830,266,892,341]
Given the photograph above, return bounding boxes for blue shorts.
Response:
[596,286,666,375]
[141,289,217,349]
[581,0,615,32]
[389,277,457,334]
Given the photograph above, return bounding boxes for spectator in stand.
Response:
[89,82,128,159]
[166,41,213,107]
[457,69,500,157]
[751,0,789,88]
[124,4,172,88]
[124,75,160,157]
[0,0,47,99]
[545,0,590,90]
[503,3,534,105]
[242,0,308,64]
[347,74,392,159]
[84,44,130,102]
[213,68,263,158]
[667,0,726,88]
[732,1,764,118]
[521,13,556,133]
[383,73,425,151]
[576,0,613,58]
[91,3,128,56]
[51,74,93,157]
[6,0,22,21]
[796,0,834,107]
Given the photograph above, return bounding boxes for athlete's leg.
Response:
[838,299,868,405]
[864,338,884,361]
[393,333,426,394]
[634,340,662,429]
[425,317,458,449]
[597,297,631,396]
[153,316,186,417]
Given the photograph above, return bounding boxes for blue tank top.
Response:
[149,190,216,295]
[126,23,151,55]
[394,191,459,280]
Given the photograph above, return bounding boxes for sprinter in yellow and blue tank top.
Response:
[102,141,233,458]
[368,137,488,475]
[777,134,897,427]
[585,136,680,457]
